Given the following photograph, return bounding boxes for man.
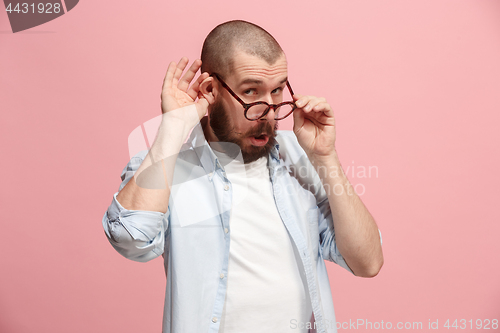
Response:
[103,20,383,333]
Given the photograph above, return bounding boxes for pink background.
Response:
[1,0,500,332]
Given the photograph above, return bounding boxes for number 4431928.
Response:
[5,3,62,14]
[444,319,498,330]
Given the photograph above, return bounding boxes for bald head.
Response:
[201,20,285,79]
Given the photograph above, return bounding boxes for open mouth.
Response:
[249,134,269,146]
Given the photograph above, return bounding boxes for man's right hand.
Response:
[161,57,209,121]
[117,58,209,213]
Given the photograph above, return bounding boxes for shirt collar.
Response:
[185,117,219,175]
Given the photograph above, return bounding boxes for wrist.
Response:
[160,104,200,133]
[148,107,199,163]
[309,150,347,182]
[309,149,340,168]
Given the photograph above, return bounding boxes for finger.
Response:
[162,61,177,91]
[172,57,189,87]
[187,72,209,100]
[292,107,306,133]
[295,95,315,110]
[178,59,202,92]
[311,103,334,120]
[297,96,328,113]
[303,98,325,112]
[312,102,332,113]
[196,93,210,111]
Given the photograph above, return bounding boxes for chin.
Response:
[241,136,276,164]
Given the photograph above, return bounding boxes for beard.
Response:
[209,97,278,164]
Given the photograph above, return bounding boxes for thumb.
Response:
[195,94,209,118]
[292,107,305,134]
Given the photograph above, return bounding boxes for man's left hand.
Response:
[292,94,337,161]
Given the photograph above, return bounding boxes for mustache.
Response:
[245,122,275,137]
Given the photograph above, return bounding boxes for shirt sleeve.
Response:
[102,152,168,263]
[276,131,355,274]
[316,197,354,274]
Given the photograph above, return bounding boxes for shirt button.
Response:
[212,317,218,323]
[224,184,229,191]
[220,273,225,279]
[224,228,229,234]
[208,172,213,178]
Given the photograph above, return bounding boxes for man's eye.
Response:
[243,89,256,95]
[272,87,283,94]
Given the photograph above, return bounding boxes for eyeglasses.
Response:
[211,73,296,121]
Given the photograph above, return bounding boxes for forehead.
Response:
[227,50,288,85]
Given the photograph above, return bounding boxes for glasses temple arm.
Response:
[286,81,296,100]
[210,73,249,107]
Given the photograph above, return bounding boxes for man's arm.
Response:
[292,94,383,277]
[102,58,209,261]
[117,58,209,213]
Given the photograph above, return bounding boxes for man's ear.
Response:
[199,76,218,105]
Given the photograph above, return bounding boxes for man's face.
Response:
[208,50,289,164]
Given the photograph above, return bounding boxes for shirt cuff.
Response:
[106,192,166,243]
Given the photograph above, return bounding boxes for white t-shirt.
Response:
[214,151,312,332]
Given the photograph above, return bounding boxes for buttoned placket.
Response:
[268,152,327,333]
[208,157,233,332]
[201,140,326,332]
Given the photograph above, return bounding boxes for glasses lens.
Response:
[246,104,269,120]
[246,103,296,120]
[275,104,294,120]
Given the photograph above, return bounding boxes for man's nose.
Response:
[258,93,277,121]
[258,105,277,122]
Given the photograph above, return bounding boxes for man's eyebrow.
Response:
[239,77,288,86]
[240,78,263,85]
